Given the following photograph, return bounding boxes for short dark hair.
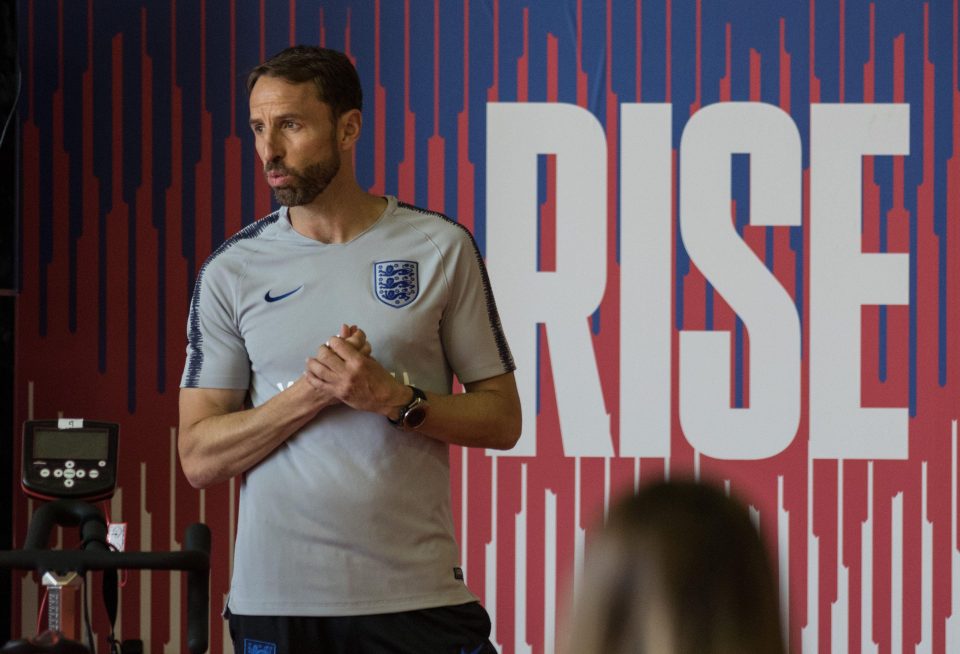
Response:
[247,46,363,120]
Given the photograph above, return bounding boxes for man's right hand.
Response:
[339,323,373,357]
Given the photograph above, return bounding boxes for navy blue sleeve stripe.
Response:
[397,201,516,373]
[183,212,282,387]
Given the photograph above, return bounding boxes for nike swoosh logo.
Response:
[264,285,304,303]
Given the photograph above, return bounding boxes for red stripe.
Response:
[719,23,731,101]
[749,48,761,102]
[487,0,499,101]
[576,0,587,107]
[289,0,296,45]
[398,0,415,202]
[517,9,528,102]
[456,0,474,234]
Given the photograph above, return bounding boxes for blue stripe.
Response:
[398,201,516,373]
[183,211,281,387]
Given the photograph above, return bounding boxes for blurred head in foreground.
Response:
[564,479,785,654]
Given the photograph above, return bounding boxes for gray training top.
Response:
[181,196,515,616]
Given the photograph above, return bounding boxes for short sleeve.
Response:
[439,228,516,384]
[180,259,251,390]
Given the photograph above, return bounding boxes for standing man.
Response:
[178,46,520,653]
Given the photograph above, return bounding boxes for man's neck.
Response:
[288,185,387,244]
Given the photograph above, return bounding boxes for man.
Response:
[178,46,521,653]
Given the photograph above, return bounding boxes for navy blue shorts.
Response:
[226,602,497,654]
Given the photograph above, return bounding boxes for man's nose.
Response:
[259,131,284,162]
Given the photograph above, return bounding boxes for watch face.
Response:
[405,405,428,429]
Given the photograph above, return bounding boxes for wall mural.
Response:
[12,1,960,652]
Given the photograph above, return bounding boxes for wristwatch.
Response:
[388,386,429,430]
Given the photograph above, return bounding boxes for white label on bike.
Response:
[108,522,127,551]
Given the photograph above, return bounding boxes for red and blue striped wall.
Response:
[12,1,960,652]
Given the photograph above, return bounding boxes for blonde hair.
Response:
[564,479,785,654]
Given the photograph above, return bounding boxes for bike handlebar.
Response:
[0,501,210,654]
[21,500,110,553]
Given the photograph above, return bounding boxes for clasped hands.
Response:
[303,323,406,416]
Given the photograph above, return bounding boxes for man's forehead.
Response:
[249,76,327,112]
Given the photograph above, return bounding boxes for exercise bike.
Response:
[0,420,210,653]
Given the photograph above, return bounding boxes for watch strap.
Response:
[388,386,426,428]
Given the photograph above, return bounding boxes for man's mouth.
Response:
[266,170,292,187]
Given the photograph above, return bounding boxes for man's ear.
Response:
[339,109,362,149]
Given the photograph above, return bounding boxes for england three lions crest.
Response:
[374,260,419,308]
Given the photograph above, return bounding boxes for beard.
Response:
[265,154,341,207]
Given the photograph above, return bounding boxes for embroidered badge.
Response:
[243,639,277,654]
[374,260,419,308]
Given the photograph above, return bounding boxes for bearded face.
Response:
[264,153,341,207]
[249,76,347,208]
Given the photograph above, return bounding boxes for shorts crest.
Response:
[374,260,419,308]
[243,639,277,654]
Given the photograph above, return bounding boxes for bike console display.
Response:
[21,419,119,501]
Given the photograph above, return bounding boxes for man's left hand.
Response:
[304,325,408,417]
